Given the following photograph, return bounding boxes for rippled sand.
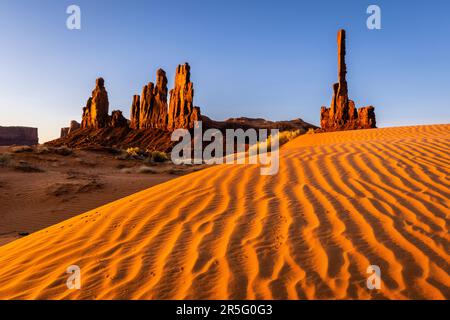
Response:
[0,124,448,299]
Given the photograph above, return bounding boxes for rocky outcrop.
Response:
[167,63,200,130]
[130,95,141,129]
[130,64,201,131]
[109,110,128,127]
[0,126,38,146]
[61,121,81,138]
[152,69,169,129]
[60,127,70,139]
[81,78,109,129]
[138,69,169,129]
[320,30,376,131]
[68,120,81,134]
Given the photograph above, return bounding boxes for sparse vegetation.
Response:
[249,129,303,154]
[126,147,141,157]
[13,161,44,173]
[52,146,73,156]
[137,166,158,174]
[149,151,170,163]
[119,167,133,174]
[306,128,316,134]
[11,146,33,153]
[36,146,51,154]
[0,153,11,167]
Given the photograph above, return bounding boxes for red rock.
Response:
[151,69,169,129]
[167,63,200,130]
[139,69,169,129]
[109,110,128,127]
[358,106,376,128]
[320,30,376,131]
[132,65,200,131]
[81,78,109,129]
[68,120,81,135]
[130,95,141,129]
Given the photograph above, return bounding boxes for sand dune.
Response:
[0,124,449,299]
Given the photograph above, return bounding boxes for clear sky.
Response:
[0,0,449,142]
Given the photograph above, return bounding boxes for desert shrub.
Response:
[0,153,11,167]
[126,147,141,157]
[150,151,170,163]
[36,146,50,154]
[277,130,302,145]
[137,166,158,174]
[119,167,133,174]
[306,128,316,134]
[13,161,44,173]
[11,146,33,153]
[52,146,73,156]
[248,129,303,154]
[166,168,186,176]
[115,152,130,161]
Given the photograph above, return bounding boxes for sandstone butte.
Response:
[320,29,376,132]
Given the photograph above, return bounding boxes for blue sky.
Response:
[0,0,449,142]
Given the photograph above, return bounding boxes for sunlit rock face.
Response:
[81,78,109,129]
[130,64,201,131]
[320,29,376,132]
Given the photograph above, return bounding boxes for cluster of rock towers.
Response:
[320,29,376,131]
[79,63,201,133]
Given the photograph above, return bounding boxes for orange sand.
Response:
[0,124,448,299]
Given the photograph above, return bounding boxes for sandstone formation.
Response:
[0,126,38,146]
[320,30,376,131]
[81,78,109,129]
[167,63,200,130]
[77,65,201,134]
[130,95,141,129]
[68,120,81,134]
[109,110,128,127]
[60,127,70,139]
[139,72,168,130]
[130,64,201,131]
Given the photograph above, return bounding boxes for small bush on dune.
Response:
[249,129,303,154]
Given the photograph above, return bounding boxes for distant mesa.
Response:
[0,126,38,146]
[320,29,376,132]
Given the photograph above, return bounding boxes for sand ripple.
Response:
[0,124,449,299]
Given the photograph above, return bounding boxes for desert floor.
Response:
[0,147,201,246]
[0,124,448,299]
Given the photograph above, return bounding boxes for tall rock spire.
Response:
[130,64,200,131]
[81,77,109,129]
[167,63,200,131]
[320,29,376,131]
